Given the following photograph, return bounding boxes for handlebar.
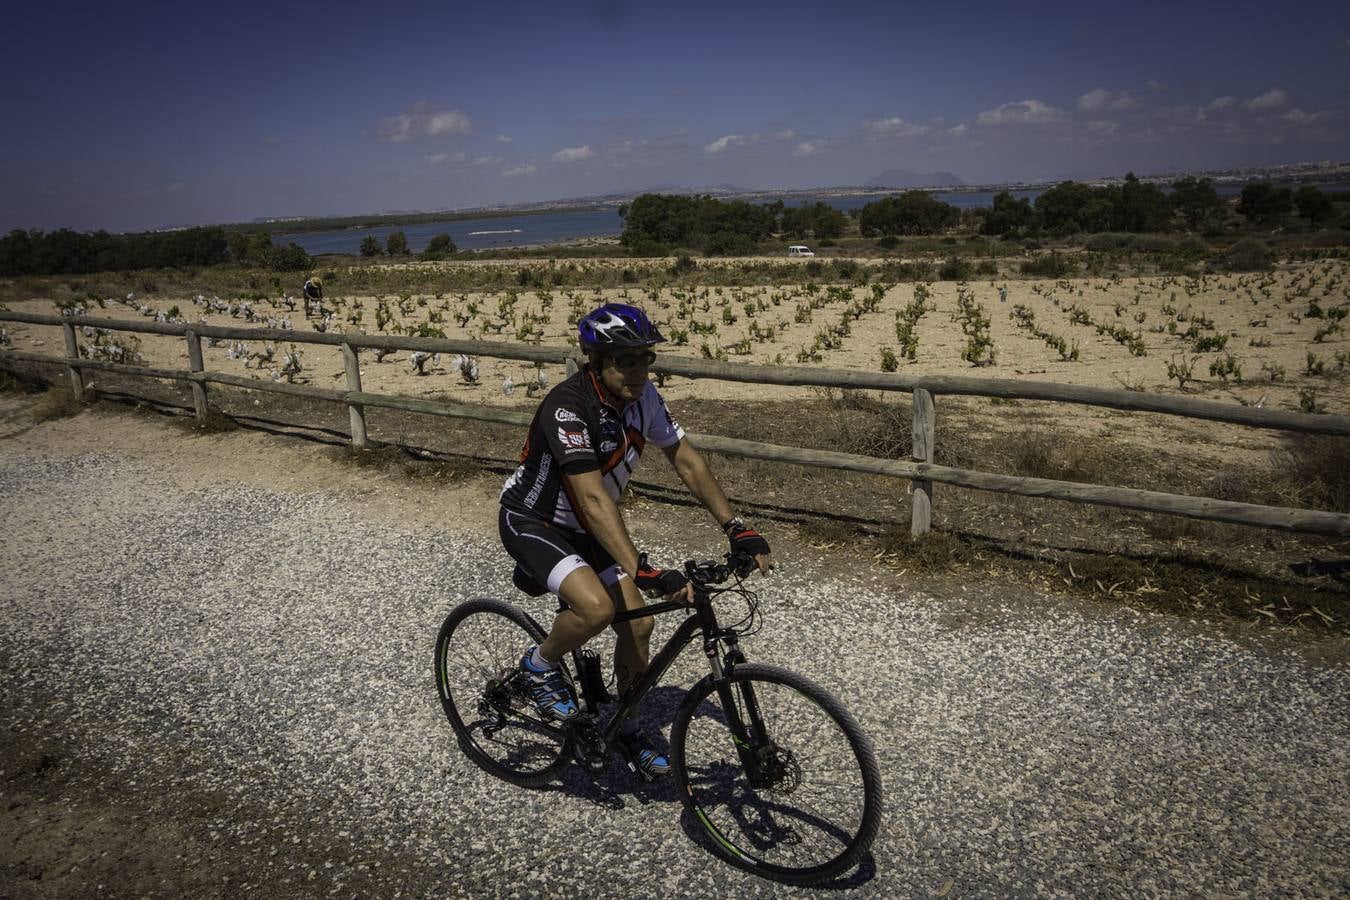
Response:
[684,551,757,587]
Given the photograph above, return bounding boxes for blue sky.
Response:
[3,0,1348,232]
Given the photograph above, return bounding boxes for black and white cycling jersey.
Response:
[500,364,684,531]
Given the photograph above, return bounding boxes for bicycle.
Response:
[434,552,883,885]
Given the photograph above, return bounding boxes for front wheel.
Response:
[671,663,883,885]
[434,598,573,787]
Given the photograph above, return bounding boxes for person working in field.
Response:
[302,275,323,315]
[498,303,773,777]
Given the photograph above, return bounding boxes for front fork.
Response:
[706,633,771,781]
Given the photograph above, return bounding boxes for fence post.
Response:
[342,342,368,449]
[61,321,85,403]
[184,328,208,419]
[911,388,935,535]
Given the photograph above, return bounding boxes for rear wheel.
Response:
[434,598,573,786]
[671,663,882,885]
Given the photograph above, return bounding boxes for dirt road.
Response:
[2,398,1347,897]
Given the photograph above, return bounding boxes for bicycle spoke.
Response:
[436,601,571,784]
[676,671,876,878]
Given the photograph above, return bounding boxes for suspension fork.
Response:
[706,630,771,778]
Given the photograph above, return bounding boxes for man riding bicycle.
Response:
[499,303,772,777]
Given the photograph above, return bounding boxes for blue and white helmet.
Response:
[577,303,665,352]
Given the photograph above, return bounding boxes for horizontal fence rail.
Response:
[2,309,1348,538]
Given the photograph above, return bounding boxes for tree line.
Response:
[619,178,1348,253]
[976,175,1345,238]
[0,226,316,277]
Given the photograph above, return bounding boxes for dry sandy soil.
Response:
[4,260,1347,419]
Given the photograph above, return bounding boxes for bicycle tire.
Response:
[671,663,882,885]
[434,598,574,787]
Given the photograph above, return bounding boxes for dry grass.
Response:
[170,407,240,435]
[332,442,476,483]
[27,383,84,422]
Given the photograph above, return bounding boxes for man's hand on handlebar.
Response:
[724,518,773,577]
[635,554,694,605]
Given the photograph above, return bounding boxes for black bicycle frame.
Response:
[570,588,767,771]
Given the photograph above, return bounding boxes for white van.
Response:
[787,245,815,257]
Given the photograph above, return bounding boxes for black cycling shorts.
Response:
[499,507,625,595]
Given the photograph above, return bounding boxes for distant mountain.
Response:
[865,169,966,188]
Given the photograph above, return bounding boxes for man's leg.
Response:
[607,575,654,693]
[606,575,671,777]
[537,566,615,663]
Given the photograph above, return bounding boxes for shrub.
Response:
[422,234,457,259]
[876,236,900,250]
[670,255,697,276]
[832,258,859,279]
[627,237,672,257]
[1221,238,1271,272]
[1020,252,1077,278]
[805,260,823,277]
[939,255,973,281]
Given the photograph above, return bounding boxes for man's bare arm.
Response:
[661,438,734,527]
[563,469,642,576]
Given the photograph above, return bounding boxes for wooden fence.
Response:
[3,308,1349,538]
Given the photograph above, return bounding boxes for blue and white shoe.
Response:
[614,730,671,778]
[519,646,579,721]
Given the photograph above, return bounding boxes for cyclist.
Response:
[499,302,772,777]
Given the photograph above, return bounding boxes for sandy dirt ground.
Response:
[4,261,1347,421]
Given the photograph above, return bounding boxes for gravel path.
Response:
[2,446,1347,897]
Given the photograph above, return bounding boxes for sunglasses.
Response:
[605,350,656,369]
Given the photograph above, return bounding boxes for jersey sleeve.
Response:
[540,396,601,475]
[641,383,685,449]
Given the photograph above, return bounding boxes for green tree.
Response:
[1294,186,1333,226]
[1034,181,1116,234]
[781,201,848,239]
[359,235,382,257]
[982,191,1034,236]
[1236,183,1293,227]
[386,230,409,256]
[422,233,457,259]
[1170,176,1225,232]
[858,191,960,236]
[1115,173,1172,232]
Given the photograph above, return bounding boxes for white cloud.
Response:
[471,155,501,166]
[1281,108,1326,126]
[496,134,513,143]
[1078,89,1140,111]
[1086,120,1119,136]
[976,100,1066,125]
[793,140,827,157]
[1246,88,1289,111]
[551,145,595,162]
[501,163,537,177]
[1147,80,1168,92]
[1208,96,1236,111]
[947,124,968,137]
[375,102,474,143]
[704,130,799,154]
[862,116,929,138]
[704,134,745,153]
[426,111,473,136]
[425,151,467,165]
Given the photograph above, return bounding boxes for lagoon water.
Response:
[277,191,1041,256]
[277,183,1314,257]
